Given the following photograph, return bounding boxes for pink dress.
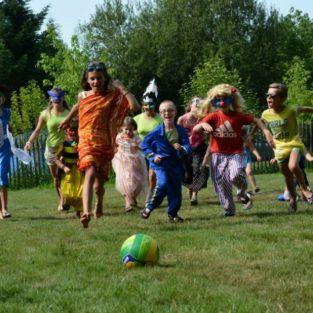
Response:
[112,133,148,202]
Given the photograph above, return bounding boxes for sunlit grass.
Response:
[1,172,313,312]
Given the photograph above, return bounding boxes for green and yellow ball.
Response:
[120,233,159,269]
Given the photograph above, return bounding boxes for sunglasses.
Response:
[87,64,105,72]
[265,93,279,99]
[211,96,233,107]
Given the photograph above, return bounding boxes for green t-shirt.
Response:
[40,109,69,148]
[134,112,163,140]
[165,128,179,145]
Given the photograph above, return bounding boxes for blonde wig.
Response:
[199,84,245,118]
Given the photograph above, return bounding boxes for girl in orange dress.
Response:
[60,62,140,227]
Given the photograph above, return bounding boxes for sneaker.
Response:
[168,214,184,223]
[240,193,253,210]
[224,211,235,217]
[140,208,151,219]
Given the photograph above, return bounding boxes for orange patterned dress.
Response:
[78,89,129,180]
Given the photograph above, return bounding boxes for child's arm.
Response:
[193,122,213,134]
[202,144,211,167]
[253,118,275,149]
[55,149,71,174]
[303,147,313,162]
[59,103,79,130]
[113,80,140,112]
[296,107,313,114]
[141,130,161,164]
[24,114,45,150]
[245,138,262,161]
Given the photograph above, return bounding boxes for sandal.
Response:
[80,213,90,228]
[140,208,151,219]
[93,208,103,219]
[305,192,313,204]
[1,211,11,219]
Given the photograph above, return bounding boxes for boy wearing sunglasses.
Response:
[261,83,313,212]
[193,84,273,217]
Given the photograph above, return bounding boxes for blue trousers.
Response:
[146,167,183,217]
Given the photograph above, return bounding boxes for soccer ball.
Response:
[120,233,159,269]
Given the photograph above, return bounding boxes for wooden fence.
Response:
[8,122,313,189]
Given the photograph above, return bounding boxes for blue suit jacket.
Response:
[141,123,192,172]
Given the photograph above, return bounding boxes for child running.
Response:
[112,117,148,212]
[193,84,274,217]
[0,90,12,219]
[261,82,313,212]
[60,61,140,228]
[140,100,192,222]
[55,119,83,217]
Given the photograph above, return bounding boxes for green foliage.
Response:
[10,81,46,135]
[0,0,48,94]
[180,55,258,115]
[283,56,313,120]
[38,22,89,105]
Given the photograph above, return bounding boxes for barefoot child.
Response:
[140,100,192,222]
[261,83,313,212]
[60,61,140,227]
[193,84,274,217]
[112,117,148,212]
[55,119,83,217]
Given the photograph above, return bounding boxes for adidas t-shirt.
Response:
[201,110,254,154]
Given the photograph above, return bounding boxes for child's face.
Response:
[123,125,135,138]
[266,88,284,110]
[66,128,78,140]
[159,102,177,124]
[87,71,106,92]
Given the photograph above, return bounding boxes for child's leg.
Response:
[167,170,183,218]
[146,169,157,202]
[288,149,312,199]
[81,166,96,226]
[210,154,236,215]
[279,161,297,211]
[145,169,167,212]
[93,176,105,218]
[245,163,259,192]
[48,164,64,209]
[0,187,9,217]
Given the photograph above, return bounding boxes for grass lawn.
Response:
[1,172,313,313]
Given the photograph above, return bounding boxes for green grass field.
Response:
[1,172,313,313]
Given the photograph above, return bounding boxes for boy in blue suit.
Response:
[140,100,192,222]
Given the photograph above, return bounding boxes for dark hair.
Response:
[81,61,112,91]
[68,118,78,131]
[268,83,288,102]
[122,116,137,130]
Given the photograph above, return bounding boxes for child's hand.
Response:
[63,166,71,174]
[24,141,31,151]
[154,155,162,164]
[270,157,277,165]
[256,155,262,161]
[264,131,275,149]
[59,118,69,131]
[305,153,313,162]
[173,143,183,151]
[201,122,213,133]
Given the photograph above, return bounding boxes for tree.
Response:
[283,56,313,120]
[0,0,48,94]
[180,55,258,114]
[38,22,89,105]
[10,81,46,135]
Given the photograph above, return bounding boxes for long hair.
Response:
[81,61,112,92]
[122,116,137,130]
[201,83,244,115]
[46,87,69,113]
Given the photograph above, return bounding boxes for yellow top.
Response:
[261,106,304,159]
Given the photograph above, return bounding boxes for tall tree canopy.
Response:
[0,0,48,94]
